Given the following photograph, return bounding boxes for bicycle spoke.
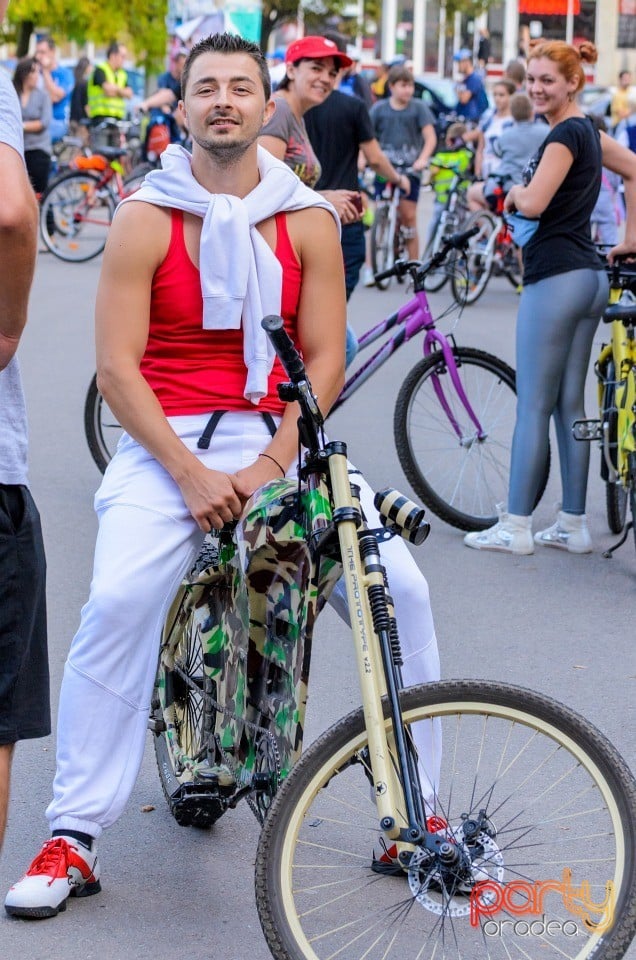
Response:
[257,682,635,960]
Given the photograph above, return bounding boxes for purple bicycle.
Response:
[332,227,550,531]
[83,227,549,530]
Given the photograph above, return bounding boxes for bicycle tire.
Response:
[371,204,394,290]
[451,210,496,306]
[600,361,628,534]
[255,678,636,960]
[394,348,550,531]
[39,170,115,262]
[83,373,123,474]
[630,452,636,554]
[150,586,226,829]
[420,223,453,293]
[501,241,523,289]
[122,162,154,197]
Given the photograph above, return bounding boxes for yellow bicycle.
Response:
[574,258,636,556]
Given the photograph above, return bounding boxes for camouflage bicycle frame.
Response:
[157,476,342,792]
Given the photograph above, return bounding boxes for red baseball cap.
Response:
[284,36,353,69]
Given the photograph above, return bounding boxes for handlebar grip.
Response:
[450,224,479,249]
[261,315,306,383]
[373,266,394,282]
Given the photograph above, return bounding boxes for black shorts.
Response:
[0,485,50,745]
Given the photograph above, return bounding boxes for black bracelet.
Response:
[258,452,285,477]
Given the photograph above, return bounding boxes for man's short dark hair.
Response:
[387,65,414,88]
[107,42,122,59]
[37,36,56,51]
[181,32,271,101]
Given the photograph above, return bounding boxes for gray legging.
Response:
[508,267,609,517]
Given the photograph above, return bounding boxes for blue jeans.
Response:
[341,221,366,366]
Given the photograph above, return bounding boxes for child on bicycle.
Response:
[482,93,548,211]
[424,121,473,247]
[369,65,437,259]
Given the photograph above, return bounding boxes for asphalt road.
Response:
[1,212,635,960]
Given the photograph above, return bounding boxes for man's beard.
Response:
[191,126,259,167]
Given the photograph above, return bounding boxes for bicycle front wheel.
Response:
[255,679,636,960]
[83,373,123,473]
[40,170,115,262]
[371,204,394,289]
[394,347,550,530]
[451,210,496,306]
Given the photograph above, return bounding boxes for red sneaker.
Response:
[5,836,101,919]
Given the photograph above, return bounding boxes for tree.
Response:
[261,0,352,53]
[4,0,168,72]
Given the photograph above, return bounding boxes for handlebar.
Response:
[600,253,636,292]
[373,224,479,284]
[261,315,306,384]
[261,315,324,456]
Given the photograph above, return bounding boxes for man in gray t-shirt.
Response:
[369,66,437,258]
[0,1,50,855]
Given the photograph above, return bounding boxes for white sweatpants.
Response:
[47,412,440,837]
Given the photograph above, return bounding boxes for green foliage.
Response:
[5,0,168,72]
[444,0,498,19]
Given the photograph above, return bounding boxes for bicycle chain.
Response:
[205,684,282,825]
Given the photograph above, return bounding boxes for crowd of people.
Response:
[2,13,636,929]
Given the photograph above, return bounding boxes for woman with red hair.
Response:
[465,40,636,555]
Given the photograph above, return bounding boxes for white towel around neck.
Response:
[119,144,339,403]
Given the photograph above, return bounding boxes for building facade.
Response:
[379,1,633,86]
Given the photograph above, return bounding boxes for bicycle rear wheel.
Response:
[40,170,115,262]
[371,204,394,290]
[122,162,154,196]
[83,373,123,473]
[420,221,454,293]
[451,210,496,306]
[150,577,227,829]
[393,347,550,531]
[255,679,636,960]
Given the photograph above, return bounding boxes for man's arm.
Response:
[0,143,38,370]
[95,202,242,530]
[231,206,346,500]
[139,87,178,114]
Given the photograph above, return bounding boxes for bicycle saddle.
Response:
[603,302,636,325]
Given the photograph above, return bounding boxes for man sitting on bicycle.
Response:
[369,65,437,259]
[6,32,440,920]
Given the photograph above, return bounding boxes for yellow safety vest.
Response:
[87,62,128,120]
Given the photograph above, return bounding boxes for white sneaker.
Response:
[361,265,376,287]
[534,511,592,554]
[5,836,101,919]
[464,506,534,555]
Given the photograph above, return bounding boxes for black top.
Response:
[70,80,88,124]
[305,90,375,191]
[523,116,603,285]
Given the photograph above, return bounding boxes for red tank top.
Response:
[140,209,302,416]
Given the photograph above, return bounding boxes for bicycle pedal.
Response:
[572,419,602,441]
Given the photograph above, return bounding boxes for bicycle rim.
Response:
[371,205,393,289]
[394,348,549,530]
[451,211,496,306]
[40,172,114,261]
[255,679,636,960]
[83,374,123,473]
